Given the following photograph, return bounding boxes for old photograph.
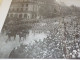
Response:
[0,0,80,59]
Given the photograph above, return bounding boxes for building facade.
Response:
[7,0,43,19]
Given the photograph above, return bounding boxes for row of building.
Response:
[7,0,45,19]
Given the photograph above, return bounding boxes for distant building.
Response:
[7,0,43,19]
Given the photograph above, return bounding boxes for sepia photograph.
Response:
[0,0,80,59]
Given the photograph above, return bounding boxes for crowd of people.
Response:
[1,18,32,42]
[1,16,80,59]
[9,17,80,59]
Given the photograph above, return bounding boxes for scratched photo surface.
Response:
[0,0,80,59]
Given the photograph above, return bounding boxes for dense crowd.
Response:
[2,16,80,59]
[9,30,80,58]
[1,18,38,42]
[9,17,80,58]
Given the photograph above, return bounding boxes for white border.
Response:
[0,0,12,32]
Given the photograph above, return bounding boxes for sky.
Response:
[56,0,80,7]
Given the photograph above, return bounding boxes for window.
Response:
[10,14,13,17]
[16,8,19,11]
[14,14,18,18]
[19,14,22,18]
[21,8,23,11]
[24,14,27,18]
[23,8,28,11]
[14,8,17,11]
[26,4,28,7]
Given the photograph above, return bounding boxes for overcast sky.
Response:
[56,0,80,7]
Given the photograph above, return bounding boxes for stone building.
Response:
[7,0,43,20]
